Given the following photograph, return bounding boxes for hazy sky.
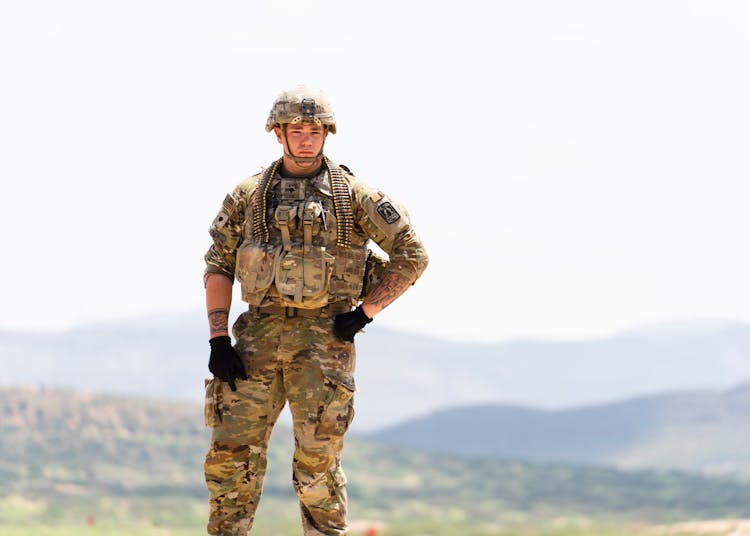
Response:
[2,1,749,342]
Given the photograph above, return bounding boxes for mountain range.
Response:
[2,314,750,431]
[366,381,750,474]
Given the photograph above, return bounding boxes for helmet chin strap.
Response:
[281,124,326,167]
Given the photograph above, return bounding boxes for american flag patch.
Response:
[222,194,236,214]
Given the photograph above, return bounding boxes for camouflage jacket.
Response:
[204,159,428,308]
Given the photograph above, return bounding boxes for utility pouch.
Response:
[274,245,335,308]
[329,246,369,298]
[236,242,282,305]
[300,200,324,245]
[360,249,389,299]
[315,378,355,440]
[274,205,297,251]
[204,378,223,427]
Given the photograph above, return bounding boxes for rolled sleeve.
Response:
[202,184,250,287]
[386,226,429,284]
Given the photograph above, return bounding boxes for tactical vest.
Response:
[235,158,368,309]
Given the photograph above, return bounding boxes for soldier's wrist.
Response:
[357,304,374,322]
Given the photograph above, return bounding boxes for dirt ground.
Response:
[650,519,750,536]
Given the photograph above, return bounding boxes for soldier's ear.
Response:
[273,126,283,144]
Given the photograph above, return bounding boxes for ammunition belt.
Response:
[323,157,354,248]
[251,157,353,248]
[251,158,283,243]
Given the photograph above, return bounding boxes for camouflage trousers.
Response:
[204,309,356,536]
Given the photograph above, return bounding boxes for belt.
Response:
[249,302,351,318]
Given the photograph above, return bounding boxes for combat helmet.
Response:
[266,86,336,166]
[265,85,337,134]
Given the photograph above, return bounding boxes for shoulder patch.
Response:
[376,201,401,224]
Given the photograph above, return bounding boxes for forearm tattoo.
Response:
[363,272,410,312]
[208,308,229,337]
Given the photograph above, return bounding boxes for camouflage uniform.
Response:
[203,154,428,535]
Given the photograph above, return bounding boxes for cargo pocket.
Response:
[236,242,281,305]
[204,378,224,427]
[315,378,355,440]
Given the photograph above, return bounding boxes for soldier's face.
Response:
[275,123,327,159]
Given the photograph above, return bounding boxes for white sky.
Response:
[1,1,749,342]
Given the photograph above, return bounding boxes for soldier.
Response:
[202,86,428,535]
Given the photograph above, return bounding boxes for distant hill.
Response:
[366,381,750,474]
[5,385,750,528]
[2,314,750,430]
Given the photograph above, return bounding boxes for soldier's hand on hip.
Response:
[208,336,248,391]
[334,305,373,343]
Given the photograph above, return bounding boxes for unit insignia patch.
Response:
[377,201,401,224]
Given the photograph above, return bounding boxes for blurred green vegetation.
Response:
[2,387,750,535]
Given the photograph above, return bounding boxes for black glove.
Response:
[334,305,373,342]
[208,336,247,391]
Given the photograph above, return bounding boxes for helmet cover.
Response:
[265,85,336,134]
